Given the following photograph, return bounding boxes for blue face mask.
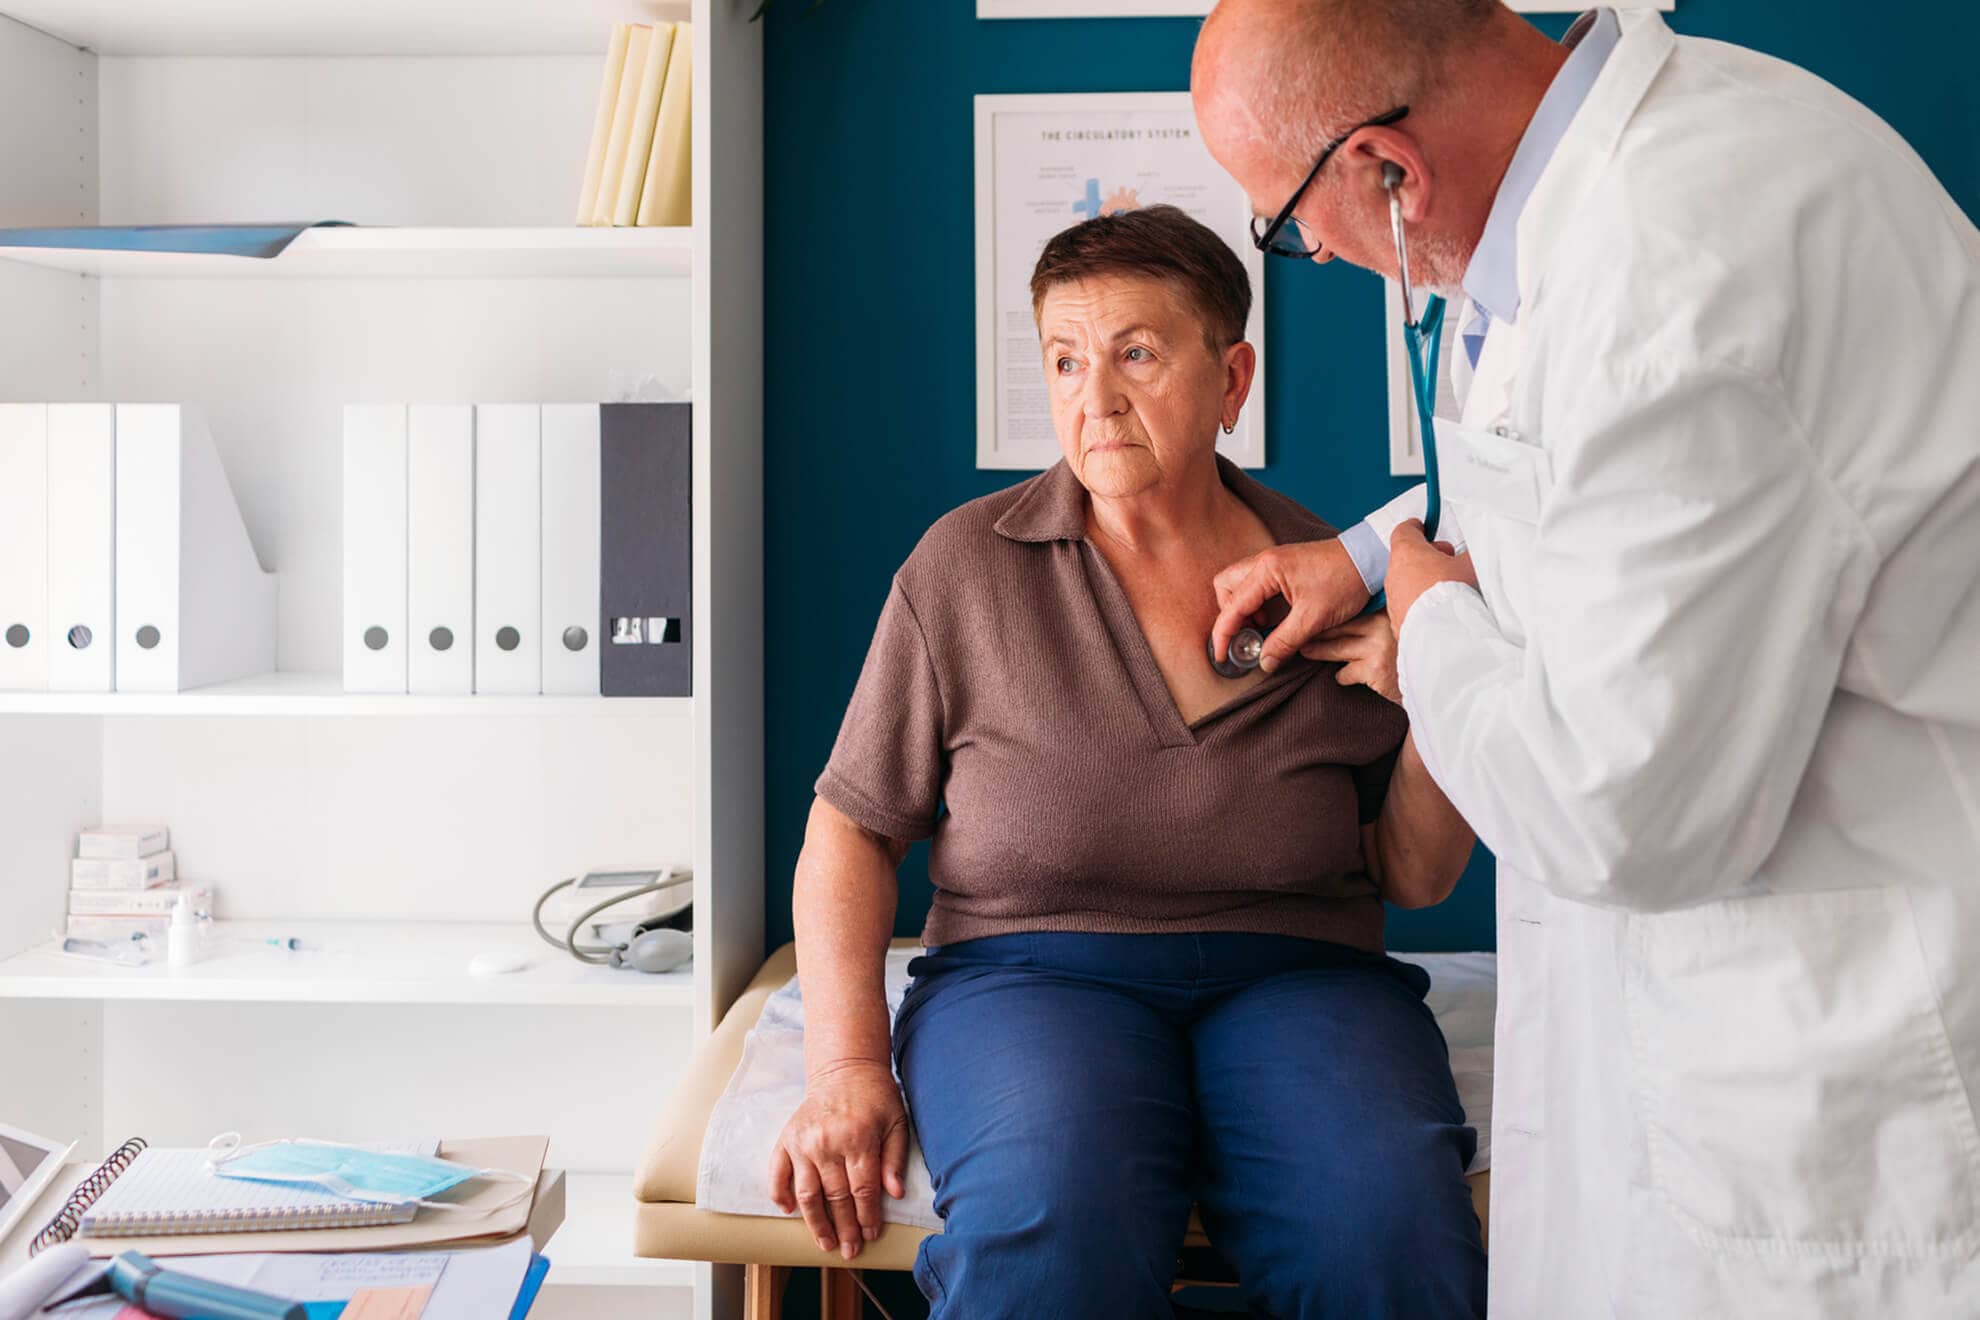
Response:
[204,1135,531,1213]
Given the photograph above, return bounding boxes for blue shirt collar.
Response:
[1460,8,1621,326]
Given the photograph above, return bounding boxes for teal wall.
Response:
[761,1,1980,959]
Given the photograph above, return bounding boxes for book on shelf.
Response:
[613,22,677,227]
[577,22,692,228]
[575,23,634,224]
[638,22,694,228]
[591,24,654,226]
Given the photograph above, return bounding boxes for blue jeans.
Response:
[891,932,1485,1320]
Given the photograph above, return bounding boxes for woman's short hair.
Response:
[1029,204,1252,351]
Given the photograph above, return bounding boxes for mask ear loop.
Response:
[203,1133,536,1216]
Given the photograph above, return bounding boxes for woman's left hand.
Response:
[1302,613,1401,703]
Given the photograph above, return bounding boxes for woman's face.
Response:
[1037,274,1254,500]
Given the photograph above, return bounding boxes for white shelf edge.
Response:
[0,920,699,1008]
[0,672,693,716]
[0,1,696,57]
[546,1172,697,1289]
[0,226,694,280]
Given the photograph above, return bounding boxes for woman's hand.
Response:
[1303,612,1401,703]
[768,1058,911,1260]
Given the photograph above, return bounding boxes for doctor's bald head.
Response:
[1194,0,1566,288]
[1194,0,1495,169]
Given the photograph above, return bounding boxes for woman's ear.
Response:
[1222,340,1258,424]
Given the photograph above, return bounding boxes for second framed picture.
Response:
[975,92,1267,470]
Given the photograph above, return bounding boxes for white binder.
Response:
[0,404,50,691]
[474,405,542,695]
[45,404,116,693]
[113,405,277,693]
[342,405,409,694]
[407,404,475,695]
[539,404,601,696]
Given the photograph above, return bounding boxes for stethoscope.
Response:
[1210,161,1449,679]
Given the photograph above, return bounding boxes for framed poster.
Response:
[1385,279,1465,476]
[975,92,1267,470]
[980,1,1672,16]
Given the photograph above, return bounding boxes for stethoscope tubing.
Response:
[1210,178,1449,671]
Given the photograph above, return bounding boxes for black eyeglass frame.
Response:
[1250,105,1411,259]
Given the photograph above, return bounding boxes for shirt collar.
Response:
[1460,7,1622,325]
[994,454,1334,546]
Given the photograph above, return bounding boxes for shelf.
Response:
[0,920,698,1007]
[0,1,693,56]
[547,1173,697,1289]
[0,672,693,716]
[0,227,694,280]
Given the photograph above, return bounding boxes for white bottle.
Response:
[167,892,200,968]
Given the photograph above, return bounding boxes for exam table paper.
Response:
[695,948,1497,1230]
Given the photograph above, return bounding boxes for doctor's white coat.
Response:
[1370,13,1980,1317]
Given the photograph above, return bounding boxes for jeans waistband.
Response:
[918,930,1417,988]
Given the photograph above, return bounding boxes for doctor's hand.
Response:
[1386,519,1477,637]
[769,1058,910,1260]
[1303,613,1401,703]
[1211,537,1372,674]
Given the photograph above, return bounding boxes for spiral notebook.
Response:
[68,1140,435,1239]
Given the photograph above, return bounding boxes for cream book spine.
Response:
[575,24,633,226]
[636,22,693,228]
[591,24,654,228]
[612,23,676,227]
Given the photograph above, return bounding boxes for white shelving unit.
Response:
[0,4,763,1318]
[0,225,696,279]
[0,671,695,716]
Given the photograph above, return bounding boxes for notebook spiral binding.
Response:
[28,1136,147,1256]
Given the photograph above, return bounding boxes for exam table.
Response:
[633,939,1491,1319]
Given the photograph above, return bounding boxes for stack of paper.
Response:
[575,22,692,227]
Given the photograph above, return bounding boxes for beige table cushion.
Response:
[634,940,1489,1269]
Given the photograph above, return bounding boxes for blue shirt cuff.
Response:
[1337,521,1388,594]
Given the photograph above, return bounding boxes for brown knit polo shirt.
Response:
[815,457,1409,952]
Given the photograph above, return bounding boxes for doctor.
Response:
[1193,2,1980,1316]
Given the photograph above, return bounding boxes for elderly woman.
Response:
[770,205,1485,1318]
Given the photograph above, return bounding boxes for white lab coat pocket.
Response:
[1433,418,1551,525]
[1624,886,1980,1257]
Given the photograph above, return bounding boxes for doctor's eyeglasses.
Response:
[1251,105,1411,259]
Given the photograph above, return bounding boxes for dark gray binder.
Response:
[600,403,692,697]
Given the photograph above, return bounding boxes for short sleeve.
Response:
[814,578,946,841]
[1350,742,1403,825]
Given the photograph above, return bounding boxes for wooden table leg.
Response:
[744,1264,790,1320]
[820,1267,863,1319]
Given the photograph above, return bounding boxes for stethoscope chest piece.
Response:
[1208,628,1265,679]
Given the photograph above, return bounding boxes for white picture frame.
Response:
[980,0,1672,16]
[975,92,1267,470]
[0,1120,75,1246]
[1385,279,1465,477]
